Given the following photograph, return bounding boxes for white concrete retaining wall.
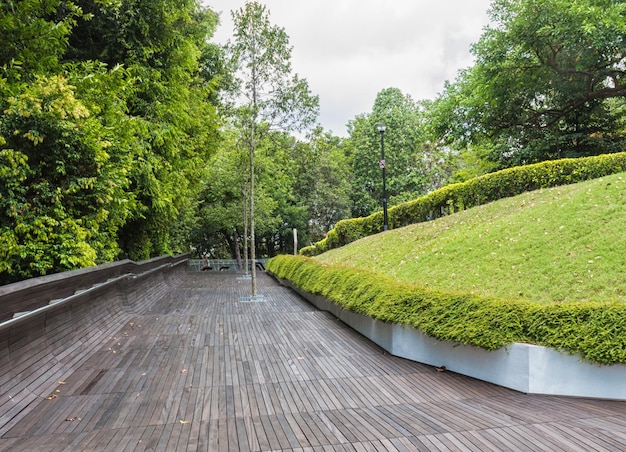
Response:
[279,279,626,400]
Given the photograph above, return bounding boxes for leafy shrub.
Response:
[267,254,626,365]
[301,152,626,256]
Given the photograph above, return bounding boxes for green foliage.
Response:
[267,254,626,365]
[191,127,350,258]
[86,0,223,260]
[345,88,453,218]
[0,75,131,283]
[291,129,352,245]
[0,0,223,281]
[301,152,626,256]
[432,0,626,167]
[0,0,85,78]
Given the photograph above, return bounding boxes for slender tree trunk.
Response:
[250,123,257,297]
[242,182,249,275]
[233,231,242,270]
[250,54,258,297]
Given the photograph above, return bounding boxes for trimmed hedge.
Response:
[301,152,626,256]
[267,254,626,365]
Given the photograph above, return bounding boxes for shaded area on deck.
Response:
[2,270,626,451]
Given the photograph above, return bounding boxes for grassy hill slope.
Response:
[316,172,626,305]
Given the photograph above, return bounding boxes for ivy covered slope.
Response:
[267,172,626,365]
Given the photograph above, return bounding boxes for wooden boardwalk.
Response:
[2,271,626,451]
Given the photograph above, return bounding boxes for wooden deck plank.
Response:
[2,271,626,451]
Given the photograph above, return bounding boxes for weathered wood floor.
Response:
[2,271,626,451]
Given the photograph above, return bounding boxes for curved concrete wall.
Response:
[278,278,626,400]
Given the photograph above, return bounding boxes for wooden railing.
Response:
[0,254,188,322]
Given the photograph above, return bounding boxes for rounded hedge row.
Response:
[267,254,626,365]
[301,152,626,256]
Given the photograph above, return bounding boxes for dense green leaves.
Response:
[0,0,84,78]
[267,254,626,365]
[346,88,456,218]
[0,0,222,282]
[432,0,626,167]
[0,74,132,282]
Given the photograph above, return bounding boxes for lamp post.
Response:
[376,123,389,231]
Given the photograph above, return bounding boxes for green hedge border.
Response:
[301,152,626,256]
[267,254,626,365]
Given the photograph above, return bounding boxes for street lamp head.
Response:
[376,123,386,133]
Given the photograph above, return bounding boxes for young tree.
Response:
[226,1,318,296]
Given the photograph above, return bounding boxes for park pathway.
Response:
[2,271,626,451]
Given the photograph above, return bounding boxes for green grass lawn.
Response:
[317,172,626,305]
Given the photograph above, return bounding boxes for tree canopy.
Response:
[431,0,626,168]
[0,0,223,283]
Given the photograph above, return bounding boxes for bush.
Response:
[267,254,626,365]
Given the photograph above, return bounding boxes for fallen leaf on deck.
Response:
[179,420,189,424]
[46,395,58,400]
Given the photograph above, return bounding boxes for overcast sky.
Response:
[205,0,493,136]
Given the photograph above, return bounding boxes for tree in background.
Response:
[432,0,626,169]
[346,88,453,218]
[0,0,223,283]
[225,1,318,296]
[290,129,352,248]
[64,0,223,259]
[191,127,351,260]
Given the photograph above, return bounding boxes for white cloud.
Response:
[205,0,492,136]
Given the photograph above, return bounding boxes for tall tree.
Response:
[0,0,224,282]
[65,0,223,259]
[346,88,446,218]
[226,1,318,296]
[433,0,626,168]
